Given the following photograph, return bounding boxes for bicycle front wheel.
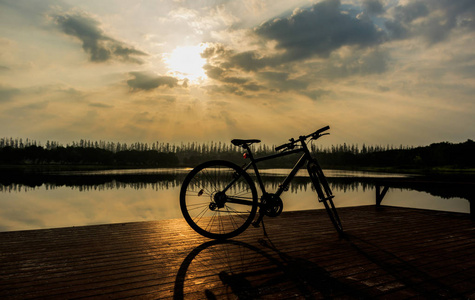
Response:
[180,160,258,239]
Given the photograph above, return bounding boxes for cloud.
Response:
[203,64,250,84]
[200,0,474,101]
[200,0,390,98]
[0,86,20,102]
[385,0,475,44]
[89,102,113,108]
[258,72,309,92]
[204,84,243,96]
[301,89,330,100]
[319,48,390,78]
[226,51,278,72]
[362,0,384,16]
[53,12,147,64]
[254,0,385,61]
[127,72,179,91]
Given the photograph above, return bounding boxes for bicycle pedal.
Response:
[252,221,260,228]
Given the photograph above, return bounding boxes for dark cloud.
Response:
[242,83,263,92]
[54,12,147,64]
[259,72,289,83]
[127,72,179,91]
[362,0,384,16]
[89,102,113,108]
[204,64,250,85]
[258,72,309,92]
[302,89,330,100]
[206,0,386,80]
[222,77,249,85]
[201,43,230,59]
[394,1,429,23]
[204,84,243,96]
[0,86,20,102]
[255,0,385,61]
[203,64,224,79]
[202,0,473,99]
[226,51,278,72]
[384,20,409,40]
[326,48,389,77]
[386,0,475,43]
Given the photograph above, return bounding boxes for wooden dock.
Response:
[1,205,474,299]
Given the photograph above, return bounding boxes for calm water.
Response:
[0,168,470,232]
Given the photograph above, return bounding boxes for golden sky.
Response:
[0,0,474,147]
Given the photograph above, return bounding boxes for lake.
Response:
[0,168,470,232]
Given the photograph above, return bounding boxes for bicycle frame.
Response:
[221,137,319,205]
[242,144,311,198]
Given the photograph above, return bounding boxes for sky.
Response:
[0,0,474,148]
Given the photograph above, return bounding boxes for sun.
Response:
[165,45,207,82]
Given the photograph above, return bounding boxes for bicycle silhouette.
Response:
[180,126,343,239]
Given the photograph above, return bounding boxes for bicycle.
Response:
[180,125,343,239]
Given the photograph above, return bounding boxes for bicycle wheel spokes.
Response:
[180,161,258,239]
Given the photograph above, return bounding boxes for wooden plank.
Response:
[0,206,474,299]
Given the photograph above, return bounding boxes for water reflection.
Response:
[0,172,379,194]
[1,173,468,203]
[0,168,471,232]
[0,180,182,193]
[0,170,405,194]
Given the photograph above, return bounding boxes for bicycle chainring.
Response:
[260,193,283,217]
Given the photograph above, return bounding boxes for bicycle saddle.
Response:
[231,139,261,146]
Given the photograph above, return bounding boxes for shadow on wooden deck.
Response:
[1,205,474,299]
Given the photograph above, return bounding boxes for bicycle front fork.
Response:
[308,162,344,234]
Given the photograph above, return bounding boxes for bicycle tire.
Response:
[307,161,344,233]
[180,160,258,239]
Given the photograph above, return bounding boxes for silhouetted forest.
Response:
[0,137,474,171]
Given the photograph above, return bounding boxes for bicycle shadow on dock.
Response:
[173,237,369,299]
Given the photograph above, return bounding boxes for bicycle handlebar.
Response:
[275,125,330,151]
[312,125,330,137]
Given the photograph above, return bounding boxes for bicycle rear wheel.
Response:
[180,160,258,239]
[308,161,343,233]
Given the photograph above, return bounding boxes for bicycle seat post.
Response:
[242,144,255,160]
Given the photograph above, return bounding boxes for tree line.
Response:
[0,137,474,170]
[0,137,413,154]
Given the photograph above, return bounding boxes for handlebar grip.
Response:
[315,125,330,135]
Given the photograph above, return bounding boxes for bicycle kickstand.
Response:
[261,218,268,237]
[252,213,268,237]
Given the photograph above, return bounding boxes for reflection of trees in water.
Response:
[0,174,369,193]
[0,174,184,193]
[261,176,373,194]
[0,174,471,202]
